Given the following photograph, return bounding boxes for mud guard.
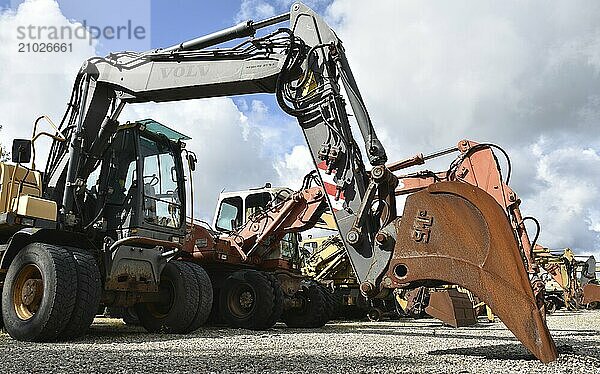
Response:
[384,181,557,363]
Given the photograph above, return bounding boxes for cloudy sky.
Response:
[0,0,599,259]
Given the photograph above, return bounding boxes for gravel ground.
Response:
[0,309,598,373]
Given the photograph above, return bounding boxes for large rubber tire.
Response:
[0,295,4,330]
[282,284,328,328]
[318,285,335,323]
[60,250,102,339]
[182,261,213,332]
[219,270,282,330]
[263,272,284,328]
[1,243,77,341]
[135,260,200,333]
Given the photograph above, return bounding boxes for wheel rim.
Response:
[228,284,255,319]
[12,263,44,321]
[147,275,175,319]
[368,309,381,321]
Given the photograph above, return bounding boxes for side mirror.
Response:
[187,153,197,172]
[12,139,32,164]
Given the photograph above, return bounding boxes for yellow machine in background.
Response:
[301,213,485,325]
[301,214,370,318]
[534,246,600,312]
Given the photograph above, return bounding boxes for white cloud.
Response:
[235,0,329,23]
[0,0,96,160]
[274,145,313,188]
[324,0,600,258]
[235,0,276,23]
[521,140,600,255]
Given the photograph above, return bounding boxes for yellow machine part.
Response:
[314,212,338,230]
[0,162,56,221]
[12,195,57,221]
[394,292,408,312]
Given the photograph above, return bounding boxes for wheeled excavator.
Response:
[0,2,557,362]
[182,180,338,329]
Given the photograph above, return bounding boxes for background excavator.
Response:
[182,179,339,330]
[0,2,556,362]
[534,246,600,311]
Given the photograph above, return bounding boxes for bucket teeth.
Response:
[385,181,557,363]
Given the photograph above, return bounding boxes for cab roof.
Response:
[135,118,191,141]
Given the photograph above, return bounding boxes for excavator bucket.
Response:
[582,283,600,305]
[384,181,557,363]
[425,289,477,328]
[580,256,600,305]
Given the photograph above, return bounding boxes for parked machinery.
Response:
[0,2,556,362]
[580,256,600,308]
[301,234,371,319]
[535,246,600,311]
[182,182,338,329]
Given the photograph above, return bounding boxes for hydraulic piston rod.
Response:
[162,13,290,52]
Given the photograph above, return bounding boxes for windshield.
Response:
[216,196,243,231]
[139,135,183,228]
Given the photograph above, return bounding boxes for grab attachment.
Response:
[383,181,557,363]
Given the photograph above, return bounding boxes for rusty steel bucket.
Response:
[383,181,557,363]
[583,283,600,305]
[425,289,477,328]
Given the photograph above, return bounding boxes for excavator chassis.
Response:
[383,182,557,363]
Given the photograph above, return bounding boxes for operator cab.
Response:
[213,186,301,268]
[214,186,293,232]
[85,119,189,242]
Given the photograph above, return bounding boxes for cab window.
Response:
[216,196,243,231]
[245,192,272,220]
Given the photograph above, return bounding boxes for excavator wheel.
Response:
[183,262,213,331]
[315,284,335,323]
[135,260,200,333]
[0,292,3,330]
[1,243,77,342]
[60,249,102,339]
[545,299,557,315]
[282,283,328,328]
[367,307,383,322]
[219,269,282,330]
[263,272,284,328]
